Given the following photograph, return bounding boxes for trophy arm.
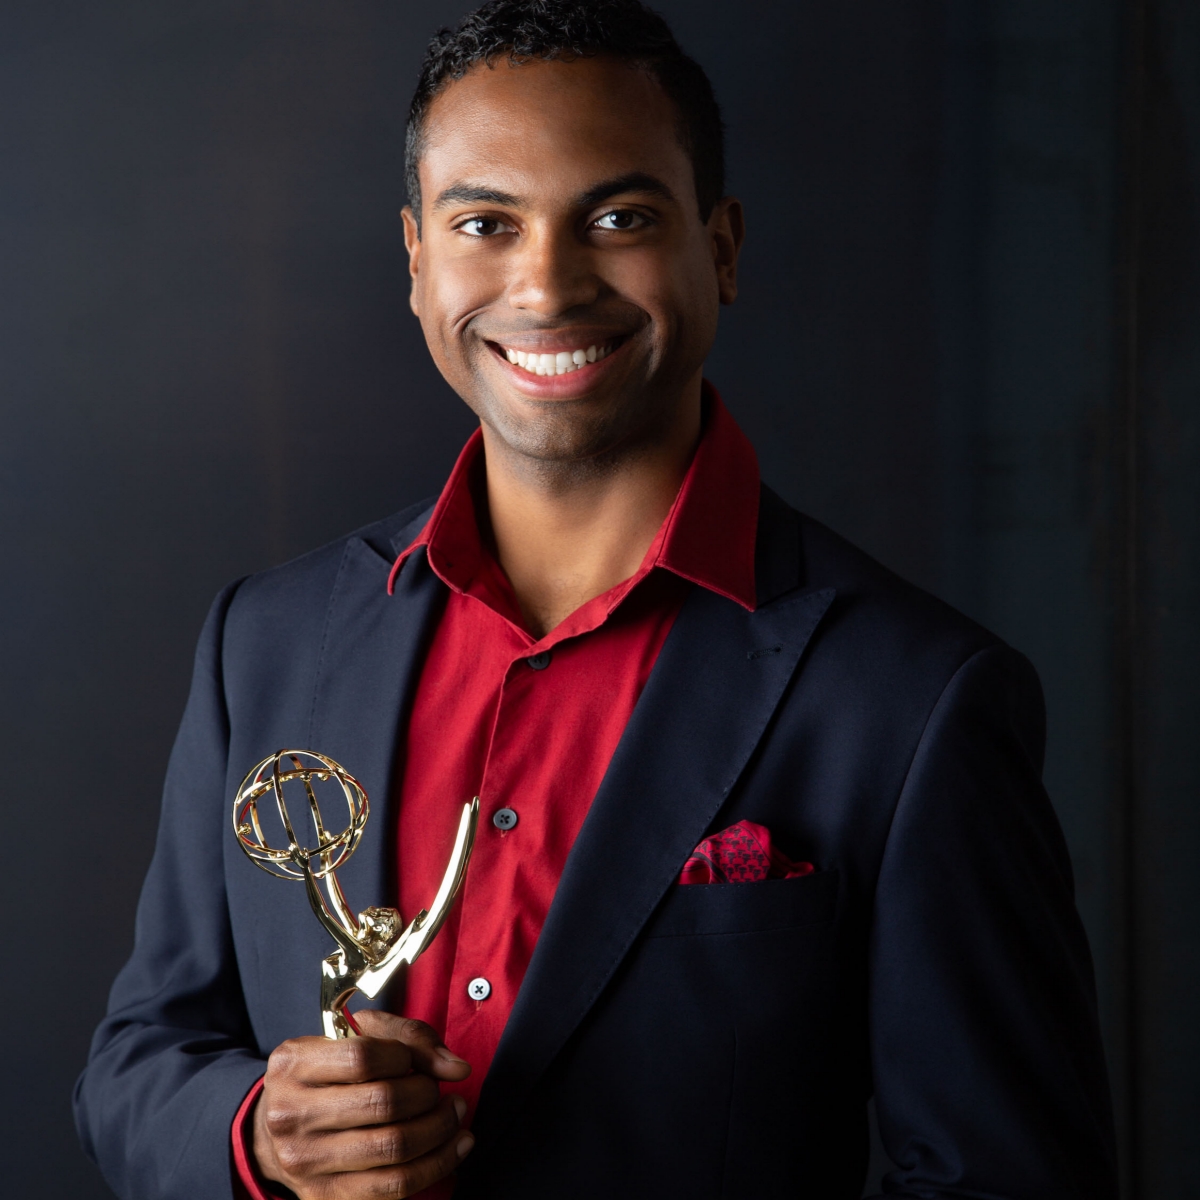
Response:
[301,859,369,971]
[357,797,479,998]
[322,868,361,940]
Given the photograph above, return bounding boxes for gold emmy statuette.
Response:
[233,750,479,1039]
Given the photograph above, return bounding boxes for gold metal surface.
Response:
[233,749,479,1039]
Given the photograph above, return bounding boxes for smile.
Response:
[498,341,616,377]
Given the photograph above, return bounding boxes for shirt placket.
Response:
[441,639,542,1082]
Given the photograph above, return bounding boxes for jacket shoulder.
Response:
[759,487,1018,683]
[208,497,436,708]
[224,498,434,620]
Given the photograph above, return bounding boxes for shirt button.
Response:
[467,977,491,1001]
[492,807,518,831]
[526,650,552,670]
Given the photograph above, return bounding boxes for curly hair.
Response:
[405,0,725,231]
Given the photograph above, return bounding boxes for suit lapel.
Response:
[302,512,442,955]
[469,488,834,1148]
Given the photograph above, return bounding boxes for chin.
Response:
[481,395,651,469]
[498,413,623,464]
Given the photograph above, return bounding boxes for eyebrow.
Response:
[430,171,678,214]
[575,172,677,207]
[431,184,523,212]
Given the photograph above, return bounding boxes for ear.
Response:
[401,205,422,317]
[710,196,745,306]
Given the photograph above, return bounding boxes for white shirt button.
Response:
[467,976,491,1001]
[493,807,518,831]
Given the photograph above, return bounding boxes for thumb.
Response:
[352,1010,472,1081]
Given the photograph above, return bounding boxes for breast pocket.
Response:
[642,868,839,938]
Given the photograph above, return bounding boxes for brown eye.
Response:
[460,217,512,237]
[594,210,645,231]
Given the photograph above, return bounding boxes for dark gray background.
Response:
[2,1,1196,1196]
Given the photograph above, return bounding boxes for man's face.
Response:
[403,55,742,469]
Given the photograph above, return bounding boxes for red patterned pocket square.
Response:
[679,820,814,885]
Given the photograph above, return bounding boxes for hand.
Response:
[252,1011,474,1199]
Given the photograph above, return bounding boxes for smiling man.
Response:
[76,3,1118,1199]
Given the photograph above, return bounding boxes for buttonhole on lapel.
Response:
[747,644,783,660]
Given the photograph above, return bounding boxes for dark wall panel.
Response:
[1,2,1195,1196]
[1133,3,1200,1193]
[930,0,1132,1152]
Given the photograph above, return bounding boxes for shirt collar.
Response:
[388,382,760,612]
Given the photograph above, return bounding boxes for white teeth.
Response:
[502,342,612,376]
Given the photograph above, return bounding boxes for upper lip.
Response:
[482,328,635,355]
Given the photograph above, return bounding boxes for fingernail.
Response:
[437,1046,468,1065]
[452,1095,467,1121]
[456,1133,475,1160]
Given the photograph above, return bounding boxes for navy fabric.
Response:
[75,487,1117,1199]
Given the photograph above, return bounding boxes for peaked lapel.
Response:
[466,488,835,1156]
[301,508,442,965]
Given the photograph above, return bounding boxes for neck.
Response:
[482,378,704,639]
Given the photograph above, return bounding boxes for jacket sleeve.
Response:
[866,644,1118,1199]
[74,579,267,1200]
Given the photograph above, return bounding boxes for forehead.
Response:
[418,56,690,199]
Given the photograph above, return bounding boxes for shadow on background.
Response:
[1,1,1195,1195]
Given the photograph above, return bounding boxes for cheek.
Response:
[677,247,721,335]
[613,246,717,338]
[420,254,501,355]
[651,270,719,360]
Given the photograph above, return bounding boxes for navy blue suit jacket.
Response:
[76,486,1117,1199]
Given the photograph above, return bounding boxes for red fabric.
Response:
[231,1077,291,1200]
[232,388,761,1198]
[678,819,814,884]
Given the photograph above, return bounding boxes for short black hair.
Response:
[405,0,725,231]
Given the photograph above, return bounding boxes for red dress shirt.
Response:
[233,388,760,1199]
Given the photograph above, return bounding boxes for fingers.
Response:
[267,1017,470,1090]
[254,1020,475,1198]
[326,1124,475,1199]
[268,1034,416,1088]
[354,1012,472,1082]
[265,1017,471,1091]
[265,1095,474,1199]
[270,1070,444,1132]
[314,1094,464,1173]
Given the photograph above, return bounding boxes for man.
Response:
[75,2,1118,1198]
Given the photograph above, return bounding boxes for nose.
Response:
[506,225,601,317]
